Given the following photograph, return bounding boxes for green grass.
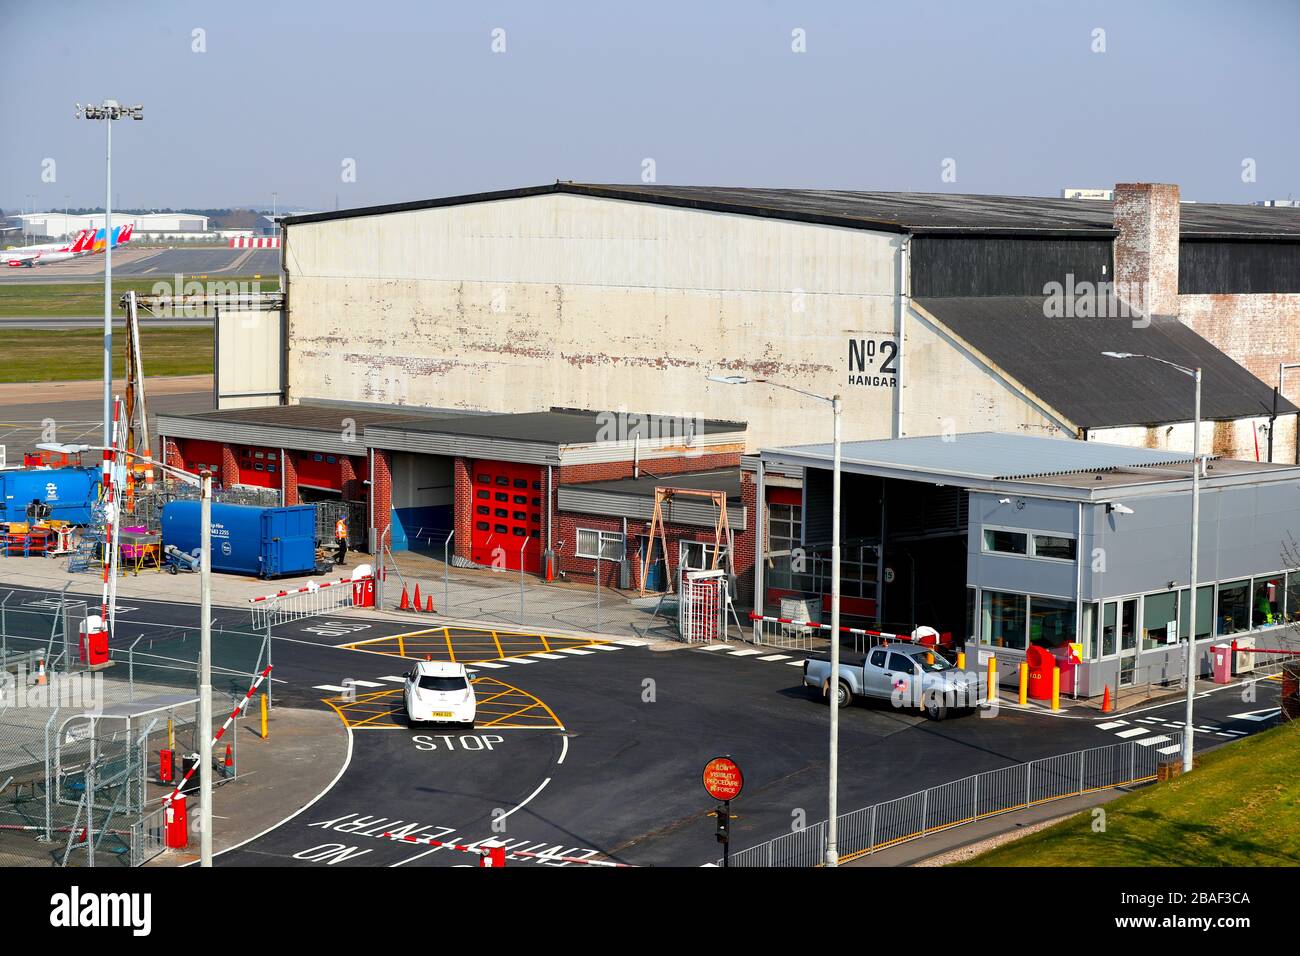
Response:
[959,723,1300,867]
[0,328,212,382]
[0,275,276,317]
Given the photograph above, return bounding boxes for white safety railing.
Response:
[724,733,1182,867]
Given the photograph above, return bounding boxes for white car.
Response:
[403,661,476,727]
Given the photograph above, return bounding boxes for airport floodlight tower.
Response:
[75,100,143,473]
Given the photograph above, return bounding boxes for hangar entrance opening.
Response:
[390,452,452,554]
[468,460,543,573]
[798,469,969,639]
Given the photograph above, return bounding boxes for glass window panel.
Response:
[981,590,1026,650]
[1252,576,1284,628]
[1029,596,1075,649]
[1288,571,1300,624]
[1102,602,1117,657]
[1142,592,1179,650]
[982,529,1027,555]
[1081,602,1098,660]
[1216,580,1250,635]
[1032,535,1076,561]
[1177,585,1213,642]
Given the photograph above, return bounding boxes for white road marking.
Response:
[1157,745,1182,755]
[347,680,384,688]
[758,654,791,661]
[697,644,731,651]
[586,644,620,651]
[1227,708,1280,721]
[380,676,407,682]
[1096,721,1127,730]
[1115,728,1149,739]
[1137,718,1161,724]
[496,777,551,823]
[498,657,537,664]
[728,649,762,657]
[531,653,565,660]
[1136,735,1171,747]
[469,661,508,669]
[785,659,807,666]
[314,684,350,693]
[610,638,651,646]
[558,735,569,765]
[556,648,594,656]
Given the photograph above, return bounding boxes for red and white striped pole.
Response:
[163,664,272,807]
[99,397,124,634]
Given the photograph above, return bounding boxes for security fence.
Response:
[0,589,263,865]
[724,733,1182,867]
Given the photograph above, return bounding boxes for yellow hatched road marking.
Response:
[320,677,563,731]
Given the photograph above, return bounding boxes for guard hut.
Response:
[757,432,1300,697]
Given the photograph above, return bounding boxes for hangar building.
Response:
[159,181,1300,609]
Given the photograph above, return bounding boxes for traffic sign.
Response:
[702,755,744,801]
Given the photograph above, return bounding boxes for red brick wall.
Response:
[162,438,184,469]
[219,446,239,489]
[371,449,392,550]
[1180,293,1300,397]
[733,470,757,609]
[281,448,300,505]
[558,450,741,485]
[340,455,360,501]
[1114,182,1181,318]
[452,456,472,561]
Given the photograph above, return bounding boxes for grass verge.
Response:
[0,276,274,317]
[0,327,212,382]
[959,722,1300,866]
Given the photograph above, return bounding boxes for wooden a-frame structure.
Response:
[637,486,732,596]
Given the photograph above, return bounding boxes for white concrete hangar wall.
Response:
[282,192,1067,449]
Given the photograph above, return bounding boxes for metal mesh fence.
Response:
[0,590,264,865]
[725,734,1182,867]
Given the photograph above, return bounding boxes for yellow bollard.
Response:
[1018,662,1029,706]
[987,655,998,702]
[260,692,269,739]
[1051,666,1061,712]
[957,650,966,670]
[167,717,174,752]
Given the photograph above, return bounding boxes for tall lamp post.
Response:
[709,374,844,865]
[40,439,215,864]
[75,100,143,476]
[1101,351,1201,773]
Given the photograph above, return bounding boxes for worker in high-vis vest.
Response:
[334,517,348,567]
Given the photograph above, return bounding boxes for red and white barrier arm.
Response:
[748,611,910,642]
[163,664,273,805]
[248,576,365,604]
[381,832,630,867]
[1231,640,1300,656]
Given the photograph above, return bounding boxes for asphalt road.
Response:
[0,583,1281,868]
[0,247,280,283]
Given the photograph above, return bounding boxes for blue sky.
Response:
[4,0,1297,211]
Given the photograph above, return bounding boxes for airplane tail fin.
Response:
[117,223,134,245]
[68,229,93,253]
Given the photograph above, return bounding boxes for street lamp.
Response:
[1102,351,1202,773]
[39,437,215,865]
[709,373,844,865]
[75,100,144,475]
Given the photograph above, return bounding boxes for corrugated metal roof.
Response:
[770,432,1202,482]
[913,297,1297,428]
[284,182,1300,239]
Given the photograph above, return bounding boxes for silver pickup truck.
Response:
[802,643,982,720]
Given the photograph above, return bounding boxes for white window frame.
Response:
[575,527,624,560]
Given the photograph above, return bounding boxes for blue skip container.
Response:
[161,502,318,578]
[0,466,101,524]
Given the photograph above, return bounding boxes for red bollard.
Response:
[164,795,188,849]
[159,749,174,784]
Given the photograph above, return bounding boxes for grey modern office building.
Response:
[756,432,1300,697]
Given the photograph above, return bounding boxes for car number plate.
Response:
[430,711,453,718]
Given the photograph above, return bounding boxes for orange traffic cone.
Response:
[399,586,410,611]
[425,595,434,613]
[413,584,422,610]
[224,744,233,773]
[1101,685,1113,714]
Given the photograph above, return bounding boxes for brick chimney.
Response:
[1113,183,1181,320]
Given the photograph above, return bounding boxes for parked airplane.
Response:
[4,229,93,268]
[88,222,134,253]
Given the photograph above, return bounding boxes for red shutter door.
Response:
[468,460,543,573]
